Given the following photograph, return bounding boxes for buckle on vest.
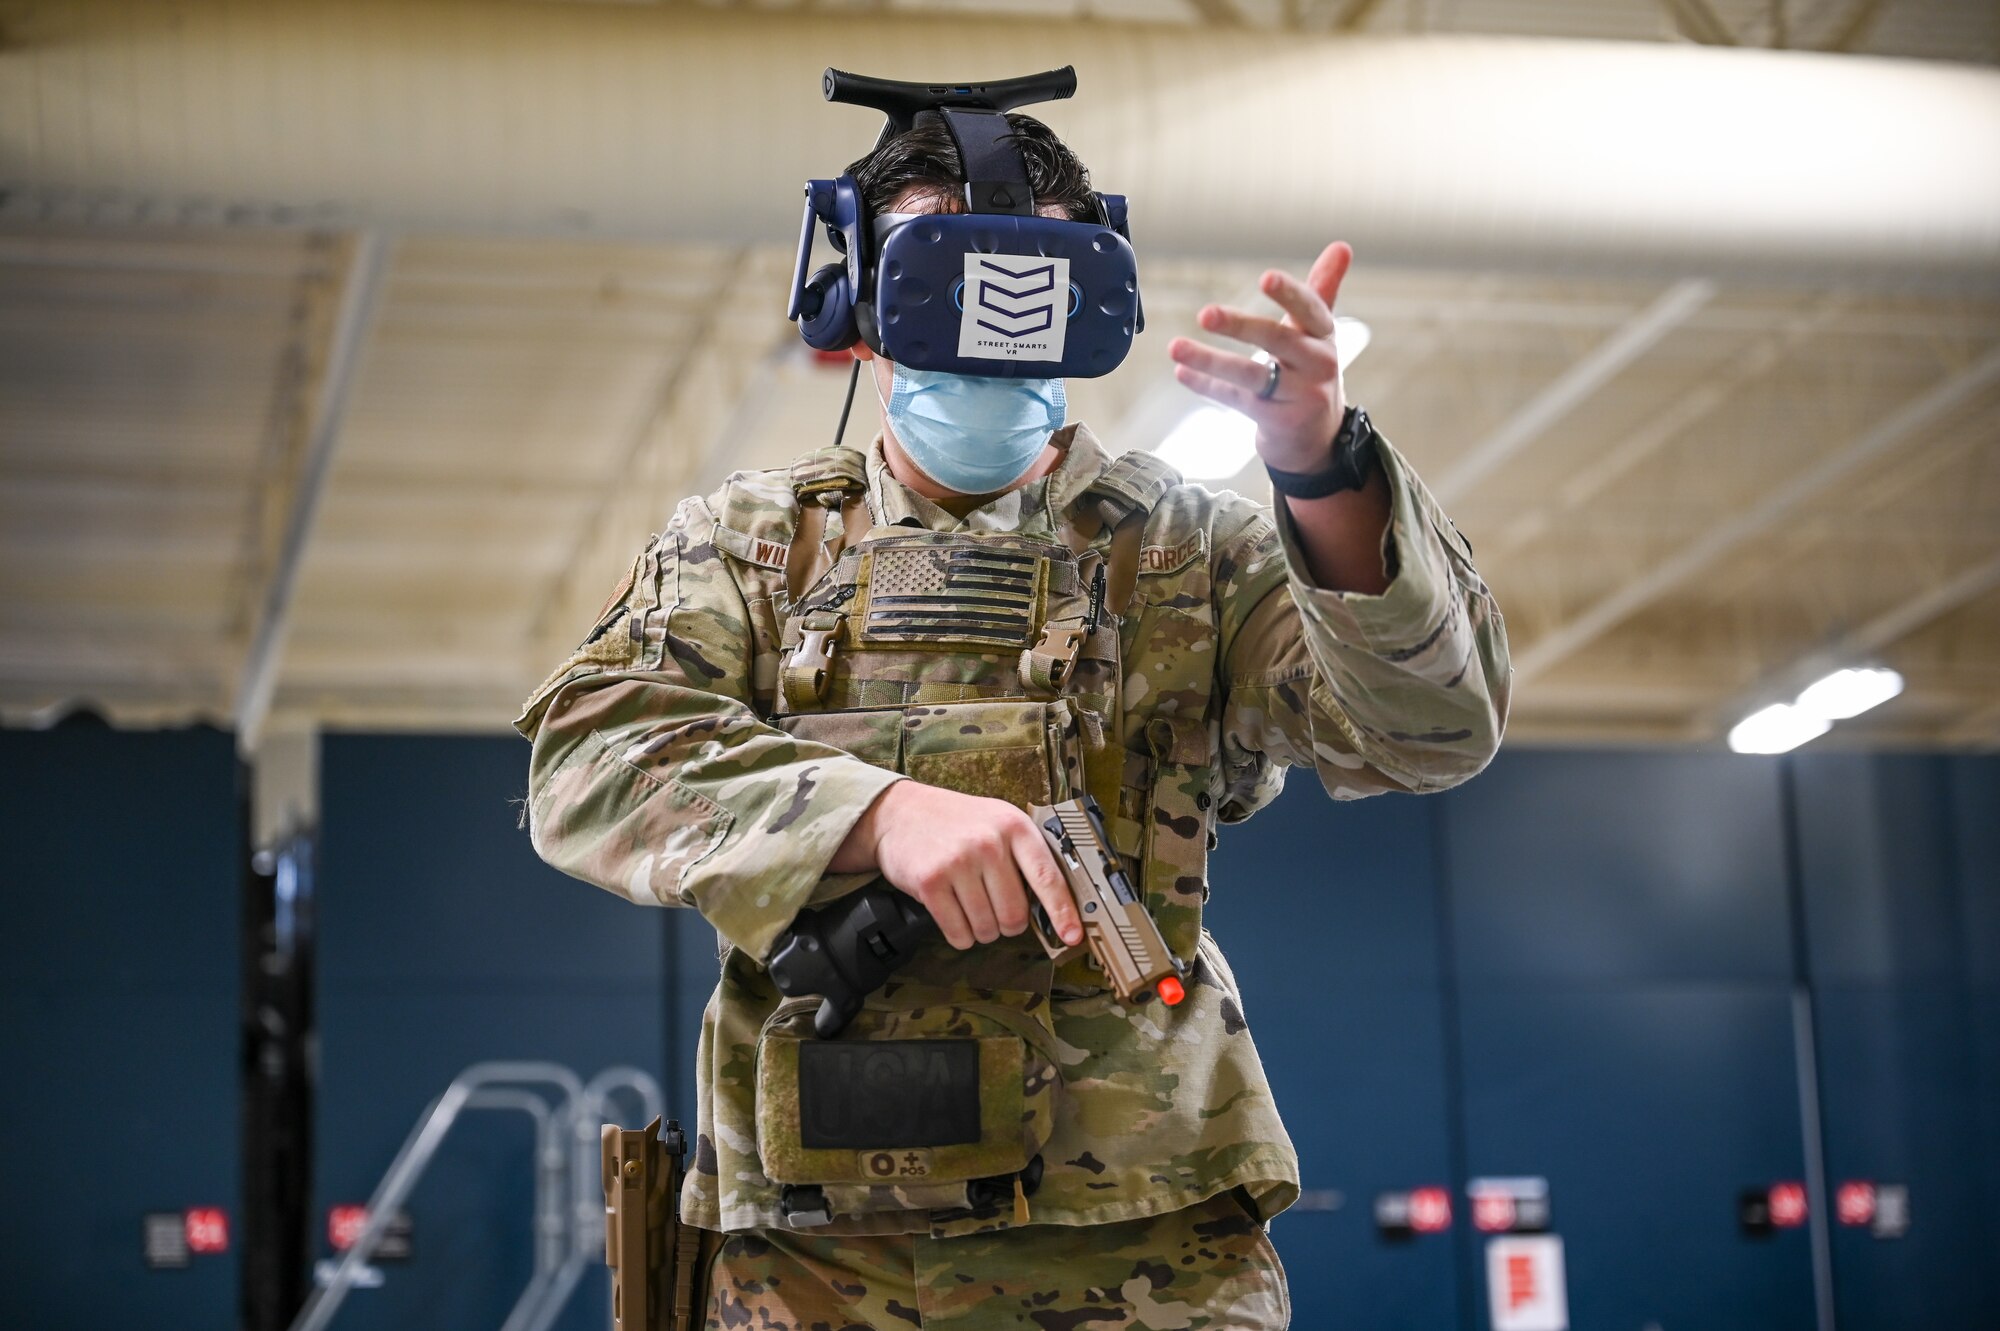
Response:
[1020,620,1087,693]
[780,1183,833,1227]
[782,614,841,708]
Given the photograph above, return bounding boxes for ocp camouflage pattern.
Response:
[700,1185,1289,1329]
[517,420,1509,1236]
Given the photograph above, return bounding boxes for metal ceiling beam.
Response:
[1824,0,1889,52]
[0,233,333,278]
[1846,552,2000,652]
[1660,0,1740,45]
[525,248,753,646]
[1715,548,2000,726]
[1432,278,1716,507]
[232,229,394,753]
[1512,342,2000,683]
[1183,0,1247,25]
[1332,0,1387,31]
[1941,699,2000,747]
[1489,296,1843,557]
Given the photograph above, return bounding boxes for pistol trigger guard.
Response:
[1027,902,1081,962]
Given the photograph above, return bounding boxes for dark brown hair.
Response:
[847,112,1098,222]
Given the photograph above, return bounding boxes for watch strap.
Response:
[1265,406,1380,499]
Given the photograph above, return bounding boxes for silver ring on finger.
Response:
[1256,358,1282,400]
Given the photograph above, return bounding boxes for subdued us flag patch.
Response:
[958,253,1071,363]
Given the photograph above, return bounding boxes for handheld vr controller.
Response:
[787,66,1144,380]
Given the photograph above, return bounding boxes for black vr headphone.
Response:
[787,66,1144,383]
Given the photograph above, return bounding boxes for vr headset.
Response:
[787,66,1143,380]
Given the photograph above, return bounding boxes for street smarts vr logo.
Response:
[958,254,1072,363]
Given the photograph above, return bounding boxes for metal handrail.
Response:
[466,1088,565,1326]
[287,1061,585,1331]
[284,1059,668,1331]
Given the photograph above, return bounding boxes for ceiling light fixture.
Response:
[1155,405,1259,481]
[1727,665,1904,754]
[1333,316,1371,371]
[1727,703,1833,755]
[1794,667,1904,721]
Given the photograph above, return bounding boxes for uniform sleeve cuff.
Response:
[1273,435,1458,657]
[693,760,908,961]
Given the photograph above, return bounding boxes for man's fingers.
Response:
[1306,241,1353,311]
[1173,363,1260,415]
[979,860,1032,938]
[1259,268,1336,338]
[1193,305,1340,379]
[925,886,977,951]
[1168,337,1271,397]
[1010,821,1083,946]
[957,868,1004,945]
[1173,362,1264,417]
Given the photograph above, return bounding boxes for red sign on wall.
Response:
[1408,1187,1453,1233]
[1486,1236,1569,1331]
[1473,1192,1518,1233]
[325,1204,415,1261]
[1768,1182,1808,1228]
[328,1204,369,1252]
[184,1208,230,1255]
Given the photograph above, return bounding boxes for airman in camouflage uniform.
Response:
[517,112,1508,1331]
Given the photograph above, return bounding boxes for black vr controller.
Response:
[766,882,936,1039]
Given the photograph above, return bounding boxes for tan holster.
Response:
[602,1117,714,1331]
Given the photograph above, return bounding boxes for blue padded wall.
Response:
[1952,757,2000,1322]
[1212,749,2000,1329]
[1207,781,1463,1330]
[9,725,1993,1328]
[1439,750,1815,1331]
[0,725,242,1329]
[315,734,670,1331]
[1792,754,2000,1329]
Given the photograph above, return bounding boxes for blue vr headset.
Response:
[787,66,1143,380]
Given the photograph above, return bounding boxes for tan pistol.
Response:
[602,1117,708,1331]
[1027,795,1188,1007]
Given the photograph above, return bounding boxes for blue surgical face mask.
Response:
[879,361,1067,495]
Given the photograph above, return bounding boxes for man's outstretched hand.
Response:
[1166,240,1391,594]
[1167,240,1353,472]
[830,780,1085,952]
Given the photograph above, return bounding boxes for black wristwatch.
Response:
[1264,406,1381,499]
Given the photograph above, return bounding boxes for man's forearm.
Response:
[1276,465,1392,594]
[828,780,899,874]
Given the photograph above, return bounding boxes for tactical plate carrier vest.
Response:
[717,440,1214,1231]
[688,435,1304,1231]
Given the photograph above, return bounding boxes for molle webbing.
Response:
[1066,449,1182,616]
[786,446,872,607]
[791,444,870,508]
[1085,448,1181,522]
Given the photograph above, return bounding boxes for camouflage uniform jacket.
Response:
[515,419,1510,1237]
